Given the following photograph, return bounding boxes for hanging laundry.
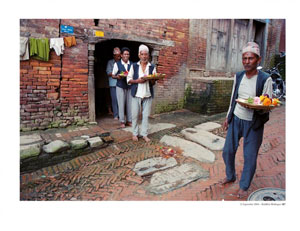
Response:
[64,36,76,47]
[20,37,29,60]
[50,38,65,56]
[29,38,50,61]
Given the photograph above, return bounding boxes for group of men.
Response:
[106,44,157,143]
[105,42,274,198]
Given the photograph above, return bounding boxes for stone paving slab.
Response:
[147,162,209,194]
[133,157,178,176]
[194,122,221,131]
[123,123,176,135]
[70,139,88,150]
[160,135,215,163]
[20,134,43,145]
[181,128,225,151]
[87,137,103,148]
[43,140,70,154]
[20,143,41,160]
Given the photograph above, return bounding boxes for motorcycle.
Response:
[258,57,286,100]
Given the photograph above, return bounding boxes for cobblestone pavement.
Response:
[20,106,285,201]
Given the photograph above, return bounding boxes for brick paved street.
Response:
[20,105,285,201]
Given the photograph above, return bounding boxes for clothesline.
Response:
[20,36,77,61]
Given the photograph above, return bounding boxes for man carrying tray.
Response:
[112,47,132,128]
[127,44,157,142]
[221,42,273,198]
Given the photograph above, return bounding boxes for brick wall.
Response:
[20,19,90,131]
[265,19,283,68]
[184,78,233,115]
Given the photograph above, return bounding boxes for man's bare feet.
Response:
[143,136,151,143]
[120,123,125,128]
[219,177,236,185]
[132,136,138,142]
[237,189,248,198]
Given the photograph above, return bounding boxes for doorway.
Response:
[253,20,266,63]
[94,39,152,120]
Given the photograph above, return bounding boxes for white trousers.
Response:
[131,96,152,137]
[116,86,132,123]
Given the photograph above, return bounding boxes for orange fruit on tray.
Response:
[262,98,272,106]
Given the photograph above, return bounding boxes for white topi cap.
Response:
[139,44,149,54]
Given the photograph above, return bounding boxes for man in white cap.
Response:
[220,42,273,198]
[127,44,157,142]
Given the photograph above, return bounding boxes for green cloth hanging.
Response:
[29,38,50,61]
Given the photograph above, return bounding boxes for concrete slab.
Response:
[147,163,209,194]
[194,122,221,131]
[123,123,176,135]
[181,128,225,151]
[160,135,215,163]
[133,157,178,176]
[20,134,43,145]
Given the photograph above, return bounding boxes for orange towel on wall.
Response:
[64,36,76,47]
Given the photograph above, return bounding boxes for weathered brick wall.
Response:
[265,19,283,68]
[20,19,62,131]
[20,19,90,131]
[185,78,233,115]
[151,19,189,113]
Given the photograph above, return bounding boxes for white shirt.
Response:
[127,61,157,98]
[112,59,131,76]
[227,73,273,121]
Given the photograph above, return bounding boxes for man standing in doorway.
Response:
[127,44,157,142]
[106,47,121,120]
[112,47,133,128]
[221,42,273,198]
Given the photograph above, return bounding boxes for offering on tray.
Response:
[141,73,166,80]
[236,94,281,110]
[119,71,128,78]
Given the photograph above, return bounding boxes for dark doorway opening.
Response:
[94,39,152,120]
[253,20,266,62]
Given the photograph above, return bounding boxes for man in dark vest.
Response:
[127,44,157,142]
[112,47,132,128]
[221,42,273,198]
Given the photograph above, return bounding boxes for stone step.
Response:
[133,157,178,176]
[160,135,215,163]
[181,128,225,151]
[147,162,209,194]
[194,122,221,131]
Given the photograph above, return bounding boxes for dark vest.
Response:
[131,62,155,97]
[227,70,270,130]
[116,60,132,89]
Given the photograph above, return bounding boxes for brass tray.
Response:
[236,98,277,110]
[119,73,128,78]
[141,73,166,80]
